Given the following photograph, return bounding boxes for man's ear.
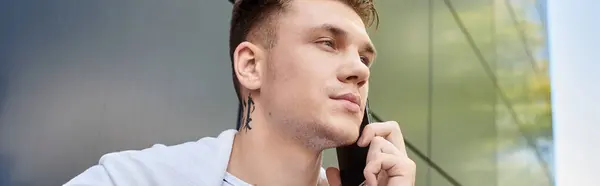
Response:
[233,41,265,91]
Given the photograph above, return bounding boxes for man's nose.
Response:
[337,53,370,87]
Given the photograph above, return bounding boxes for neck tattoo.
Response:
[241,95,255,132]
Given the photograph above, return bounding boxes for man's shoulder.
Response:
[100,129,236,166]
[65,129,238,186]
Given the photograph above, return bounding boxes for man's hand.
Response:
[326,121,416,186]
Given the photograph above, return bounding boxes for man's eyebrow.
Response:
[357,35,376,57]
[362,42,376,57]
[315,23,348,39]
[312,23,377,56]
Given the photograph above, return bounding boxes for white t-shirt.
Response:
[64,129,328,186]
[221,170,330,186]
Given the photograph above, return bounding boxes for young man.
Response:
[65,0,416,185]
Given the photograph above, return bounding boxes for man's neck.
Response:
[227,124,324,186]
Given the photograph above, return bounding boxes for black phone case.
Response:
[335,102,371,186]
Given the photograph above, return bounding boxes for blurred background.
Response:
[0,0,553,186]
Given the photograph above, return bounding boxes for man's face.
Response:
[260,0,375,148]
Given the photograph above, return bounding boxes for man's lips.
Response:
[331,93,361,112]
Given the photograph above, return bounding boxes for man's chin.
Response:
[341,132,360,146]
[315,117,361,148]
[328,125,361,147]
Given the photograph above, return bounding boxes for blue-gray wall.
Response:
[0,1,238,185]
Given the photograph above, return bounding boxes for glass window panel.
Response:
[431,0,497,186]
[407,145,431,186]
[496,101,552,186]
[369,0,431,159]
[430,166,458,186]
[440,0,496,65]
[495,0,552,138]
[495,0,553,185]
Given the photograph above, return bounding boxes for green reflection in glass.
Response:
[430,0,497,185]
[408,146,431,186]
[369,0,431,159]
[495,0,553,185]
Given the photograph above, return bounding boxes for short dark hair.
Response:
[228,0,378,102]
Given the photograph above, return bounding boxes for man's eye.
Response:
[318,40,335,48]
[360,56,370,65]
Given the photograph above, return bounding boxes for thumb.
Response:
[326,167,342,186]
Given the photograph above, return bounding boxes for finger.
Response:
[358,121,401,146]
[325,167,342,186]
[364,137,403,186]
[358,121,407,156]
[386,159,417,186]
[366,136,402,163]
[363,153,401,186]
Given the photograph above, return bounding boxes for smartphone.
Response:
[335,101,372,186]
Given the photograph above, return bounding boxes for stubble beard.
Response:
[277,116,355,152]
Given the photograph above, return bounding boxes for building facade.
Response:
[0,0,552,185]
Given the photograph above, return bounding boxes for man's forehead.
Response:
[282,0,373,40]
[286,0,365,26]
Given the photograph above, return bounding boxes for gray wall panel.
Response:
[0,1,237,185]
